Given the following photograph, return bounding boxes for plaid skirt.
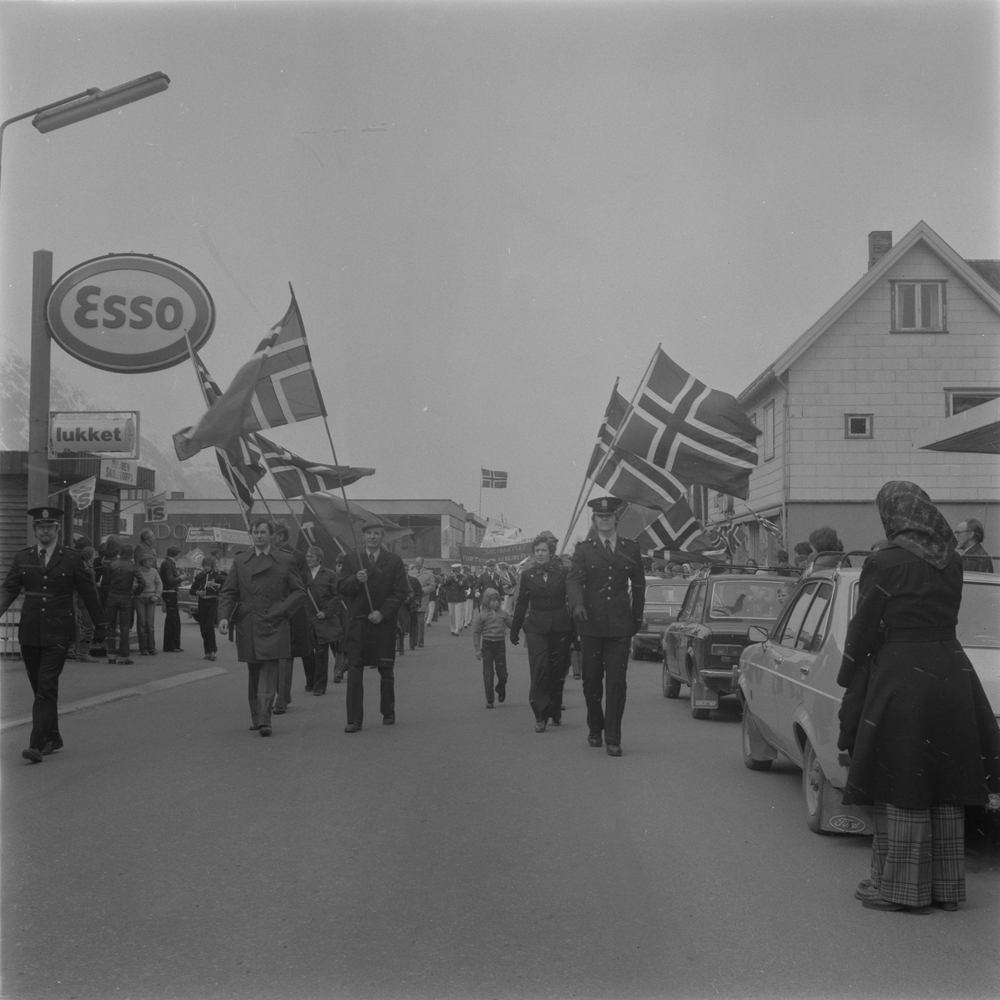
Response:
[870,802,965,907]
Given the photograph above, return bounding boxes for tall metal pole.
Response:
[27,250,53,543]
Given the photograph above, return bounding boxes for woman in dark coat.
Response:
[510,535,571,732]
[301,546,341,696]
[838,481,1000,913]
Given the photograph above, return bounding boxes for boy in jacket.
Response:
[473,588,512,708]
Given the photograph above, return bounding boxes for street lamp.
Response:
[0,71,171,540]
[0,71,170,192]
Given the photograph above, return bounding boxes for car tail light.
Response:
[711,644,743,657]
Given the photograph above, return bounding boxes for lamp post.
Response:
[0,72,169,194]
[0,72,170,542]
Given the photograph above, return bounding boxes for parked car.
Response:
[661,566,796,718]
[631,576,690,660]
[736,561,1000,836]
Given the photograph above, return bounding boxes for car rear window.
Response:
[709,580,792,621]
[646,584,687,604]
[957,581,1000,648]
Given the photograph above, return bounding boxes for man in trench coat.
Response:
[337,519,409,732]
[218,518,305,737]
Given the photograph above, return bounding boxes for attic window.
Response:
[891,281,945,332]
[947,390,1000,417]
[845,414,873,439]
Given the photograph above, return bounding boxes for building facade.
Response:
[708,222,1000,562]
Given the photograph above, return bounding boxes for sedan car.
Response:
[661,567,796,718]
[737,563,1000,836]
[631,576,690,660]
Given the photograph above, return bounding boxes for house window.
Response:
[845,414,873,439]
[891,281,945,332]
[947,389,1000,416]
[763,402,775,460]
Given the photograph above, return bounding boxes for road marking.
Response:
[0,667,227,732]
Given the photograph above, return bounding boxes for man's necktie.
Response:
[40,549,48,568]
[605,540,613,556]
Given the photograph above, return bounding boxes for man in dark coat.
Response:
[218,518,305,737]
[476,560,505,609]
[337,519,409,732]
[0,507,106,762]
[159,546,185,652]
[567,496,645,757]
[956,518,993,573]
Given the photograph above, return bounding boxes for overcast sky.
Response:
[1,0,997,542]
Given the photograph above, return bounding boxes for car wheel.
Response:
[662,663,680,699]
[741,705,772,771]
[803,739,831,834]
[689,669,710,720]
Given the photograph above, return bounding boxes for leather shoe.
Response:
[550,718,561,726]
[249,724,260,731]
[854,880,879,901]
[258,726,272,737]
[588,734,603,748]
[383,715,395,725]
[861,898,929,914]
[605,744,623,757]
[42,738,64,755]
[497,690,506,703]
[273,707,286,715]
[313,689,325,696]
[933,901,959,911]
[22,747,43,763]
[344,723,362,733]
[535,720,547,733]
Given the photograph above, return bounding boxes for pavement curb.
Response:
[0,666,228,733]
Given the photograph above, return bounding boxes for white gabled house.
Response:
[706,221,1000,561]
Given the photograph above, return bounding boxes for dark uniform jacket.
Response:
[0,544,106,646]
[442,572,469,605]
[510,559,571,637]
[567,535,645,638]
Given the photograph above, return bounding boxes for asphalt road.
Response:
[3,622,998,1000]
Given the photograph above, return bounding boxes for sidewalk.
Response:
[0,620,229,730]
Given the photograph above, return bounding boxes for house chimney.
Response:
[868,231,892,270]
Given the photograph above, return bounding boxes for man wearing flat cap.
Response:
[337,519,409,732]
[567,496,645,757]
[0,507,106,763]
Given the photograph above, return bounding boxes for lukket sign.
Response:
[45,254,215,373]
[49,411,139,459]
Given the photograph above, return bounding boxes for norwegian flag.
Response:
[616,348,760,499]
[749,509,784,546]
[637,498,727,559]
[595,446,685,511]
[715,520,747,558]
[243,292,327,432]
[191,352,266,516]
[256,435,374,499]
[585,379,629,479]
[482,469,508,489]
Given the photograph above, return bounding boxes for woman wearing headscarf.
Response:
[837,481,1000,914]
[510,535,571,732]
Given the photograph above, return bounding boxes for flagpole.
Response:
[182,330,253,532]
[561,376,619,554]
[560,346,659,554]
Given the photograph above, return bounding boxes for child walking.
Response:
[472,588,512,709]
[135,554,163,655]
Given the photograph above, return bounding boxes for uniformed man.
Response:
[0,507,106,763]
[567,496,645,757]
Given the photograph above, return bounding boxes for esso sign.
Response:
[46,254,215,373]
